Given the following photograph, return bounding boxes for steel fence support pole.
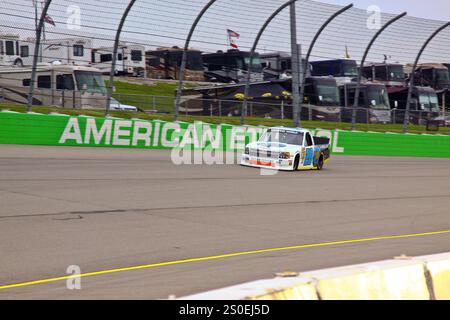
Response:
[299,3,353,116]
[174,0,217,121]
[105,0,136,117]
[27,0,52,112]
[403,22,450,133]
[352,12,407,130]
[290,4,301,128]
[242,0,299,126]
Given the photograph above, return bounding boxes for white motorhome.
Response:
[0,64,107,109]
[21,37,92,66]
[92,43,146,76]
[0,34,29,67]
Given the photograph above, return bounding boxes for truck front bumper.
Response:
[240,154,295,171]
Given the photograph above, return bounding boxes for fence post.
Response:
[27,0,52,112]
[300,3,354,116]
[105,0,137,117]
[404,22,450,133]
[242,0,300,126]
[352,12,407,130]
[174,0,218,121]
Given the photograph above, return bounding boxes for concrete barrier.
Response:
[302,259,430,300]
[180,253,450,300]
[416,253,450,300]
[180,278,319,300]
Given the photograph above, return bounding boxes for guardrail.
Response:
[1,111,450,157]
[180,252,450,300]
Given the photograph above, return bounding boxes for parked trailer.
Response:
[92,43,146,76]
[19,38,93,67]
[0,64,107,109]
[0,34,28,67]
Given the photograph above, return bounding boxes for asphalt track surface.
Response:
[0,145,449,299]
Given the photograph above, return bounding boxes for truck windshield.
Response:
[367,87,390,110]
[244,57,262,72]
[436,69,450,82]
[419,93,439,111]
[316,84,340,105]
[389,66,405,80]
[75,71,106,94]
[186,51,203,71]
[342,62,358,77]
[260,130,304,146]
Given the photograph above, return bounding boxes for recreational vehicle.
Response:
[146,47,204,81]
[203,49,264,83]
[92,43,146,76]
[0,64,107,109]
[14,37,92,67]
[310,59,358,84]
[260,52,311,81]
[362,62,406,87]
[388,86,440,124]
[0,34,28,67]
[339,82,392,124]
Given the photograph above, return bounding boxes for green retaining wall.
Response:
[1,111,450,158]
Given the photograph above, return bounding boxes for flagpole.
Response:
[34,1,38,35]
[41,1,46,41]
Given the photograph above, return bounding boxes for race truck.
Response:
[241,127,331,171]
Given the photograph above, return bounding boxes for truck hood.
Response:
[246,141,301,153]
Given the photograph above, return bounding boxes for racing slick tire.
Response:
[293,155,300,171]
[316,155,324,171]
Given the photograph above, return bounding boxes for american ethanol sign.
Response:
[57,116,344,152]
[1,111,450,157]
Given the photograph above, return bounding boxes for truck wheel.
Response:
[317,156,324,171]
[293,155,300,172]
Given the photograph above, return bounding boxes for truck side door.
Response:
[303,132,315,167]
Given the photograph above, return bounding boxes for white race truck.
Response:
[241,127,331,171]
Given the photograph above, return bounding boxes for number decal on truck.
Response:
[304,148,313,166]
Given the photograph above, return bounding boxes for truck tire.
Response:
[316,155,324,171]
[293,155,300,172]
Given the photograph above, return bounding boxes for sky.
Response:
[320,0,450,21]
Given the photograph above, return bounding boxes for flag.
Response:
[227,29,240,49]
[230,39,238,49]
[44,14,55,26]
[345,45,351,59]
[227,29,240,38]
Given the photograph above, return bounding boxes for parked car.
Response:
[109,98,138,112]
[429,115,450,127]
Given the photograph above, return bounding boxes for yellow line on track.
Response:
[1,229,449,290]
